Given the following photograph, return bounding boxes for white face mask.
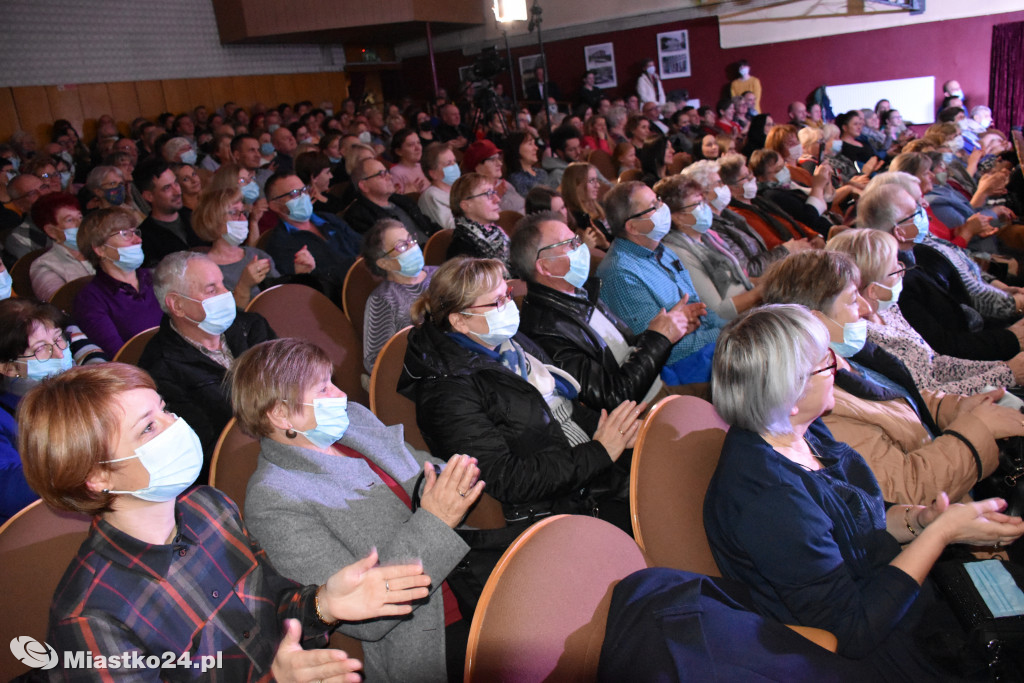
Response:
[742,177,758,200]
[223,220,249,247]
[101,417,203,503]
[709,185,731,212]
[788,143,803,161]
[739,66,751,78]
[646,65,657,76]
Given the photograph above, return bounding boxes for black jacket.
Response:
[138,311,276,480]
[518,280,672,411]
[397,322,624,518]
[139,208,205,267]
[898,246,1019,361]
[343,193,441,244]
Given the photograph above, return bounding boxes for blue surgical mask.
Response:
[299,397,350,449]
[550,243,590,289]
[442,163,461,186]
[26,350,73,380]
[241,180,259,203]
[223,220,249,247]
[180,291,237,335]
[104,185,126,206]
[260,142,275,156]
[941,152,955,165]
[830,139,843,154]
[107,243,144,272]
[774,166,791,186]
[873,278,903,312]
[59,171,72,188]
[912,206,929,243]
[827,316,867,357]
[689,201,714,233]
[63,227,79,252]
[328,156,342,164]
[8,157,19,172]
[392,244,425,277]
[644,203,672,243]
[934,170,949,185]
[463,300,521,347]
[180,149,197,166]
[0,270,11,300]
[101,417,204,502]
[286,193,314,222]
[267,124,280,134]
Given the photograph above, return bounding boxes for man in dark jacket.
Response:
[344,158,441,243]
[139,251,276,480]
[512,212,689,410]
[135,159,206,267]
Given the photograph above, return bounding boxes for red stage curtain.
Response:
[990,21,1024,132]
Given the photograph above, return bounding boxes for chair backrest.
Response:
[0,500,91,677]
[465,514,647,683]
[112,326,159,365]
[10,248,47,298]
[255,226,275,253]
[617,168,644,183]
[246,284,368,405]
[423,228,453,266]
[630,395,729,577]
[208,417,261,512]
[341,257,383,337]
[497,211,524,239]
[49,275,93,312]
[368,326,429,452]
[587,149,616,181]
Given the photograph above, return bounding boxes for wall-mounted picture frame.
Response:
[518,53,543,99]
[656,29,691,79]
[583,42,617,89]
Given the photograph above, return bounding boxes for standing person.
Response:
[729,60,762,114]
[636,59,666,106]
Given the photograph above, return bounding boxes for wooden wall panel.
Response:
[0,89,21,145]
[6,71,350,149]
[162,80,193,117]
[135,81,167,122]
[107,82,142,136]
[11,87,52,142]
[45,86,85,141]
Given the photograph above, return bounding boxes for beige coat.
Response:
[823,388,999,506]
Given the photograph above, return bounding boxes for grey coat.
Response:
[244,403,469,683]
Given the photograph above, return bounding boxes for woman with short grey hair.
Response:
[705,304,1024,678]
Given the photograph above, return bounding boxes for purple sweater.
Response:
[73,268,163,357]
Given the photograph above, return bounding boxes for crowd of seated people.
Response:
[3,66,1024,681]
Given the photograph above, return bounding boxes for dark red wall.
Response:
[393,10,1024,120]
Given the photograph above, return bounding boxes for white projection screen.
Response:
[826,76,936,125]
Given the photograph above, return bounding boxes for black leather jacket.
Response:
[518,279,672,411]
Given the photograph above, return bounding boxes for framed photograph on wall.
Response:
[518,53,543,99]
[458,65,475,85]
[657,29,691,79]
[583,42,617,89]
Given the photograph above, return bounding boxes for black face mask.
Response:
[419,121,433,133]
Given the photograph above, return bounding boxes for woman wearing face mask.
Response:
[21,362,432,683]
[0,298,106,523]
[29,192,96,301]
[162,137,198,167]
[72,207,163,357]
[360,219,436,374]
[84,165,147,224]
[829,228,1024,396]
[657,175,761,320]
[762,249,1024,507]
[399,256,643,532]
[749,149,834,240]
[230,338,479,683]
[705,305,1024,679]
[418,142,460,230]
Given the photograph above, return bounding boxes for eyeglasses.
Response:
[537,235,583,259]
[885,264,915,279]
[227,208,249,220]
[19,333,68,362]
[236,175,255,186]
[811,348,838,377]
[627,198,663,221]
[680,200,705,212]
[466,189,499,200]
[364,168,392,180]
[485,154,503,163]
[385,238,417,256]
[895,205,927,227]
[586,177,601,186]
[106,227,142,241]
[463,290,512,313]
[269,185,309,202]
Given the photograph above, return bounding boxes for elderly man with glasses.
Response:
[262,171,361,305]
[512,211,694,410]
[344,158,441,241]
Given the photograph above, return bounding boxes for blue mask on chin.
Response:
[827,316,867,357]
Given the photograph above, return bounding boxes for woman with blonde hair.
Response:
[559,162,612,246]
[398,256,643,531]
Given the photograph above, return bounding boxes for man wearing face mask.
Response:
[729,60,762,114]
[136,159,207,267]
[29,192,95,300]
[514,212,692,411]
[596,181,726,389]
[263,172,361,306]
[140,252,275,473]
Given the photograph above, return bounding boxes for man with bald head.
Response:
[270,126,297,173]
[513,211,692,410]
[436,104,469,150]
[344,158,440,241]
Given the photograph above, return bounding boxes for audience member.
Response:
[730,60,762,113]
[135,159,206,266]
[505,131,552,197]
[296,150,346,215]
[29,192,95,300]
[447,173,510,265]
[3,173,48,264]
[345,158,440,242]
[389,128,431,194]
[636,59,665,105]
[542,124,584,187]
[418,142,459,230]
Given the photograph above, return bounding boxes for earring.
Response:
[101,489,110,493]
[285,429,297,439]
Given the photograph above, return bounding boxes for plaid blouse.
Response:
[48,486,332,682]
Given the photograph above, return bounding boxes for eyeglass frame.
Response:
[536,235,583,259]
[462,287,513,313]
[811,347,838,377]
[269,185,310,202]
[17,332,69,362]
[384,238,418,256]
[466,188,499,201]
[627,198,664,221]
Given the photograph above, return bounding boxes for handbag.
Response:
[974,436,1024,518]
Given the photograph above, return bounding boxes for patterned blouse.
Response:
[868,305,1014,395]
